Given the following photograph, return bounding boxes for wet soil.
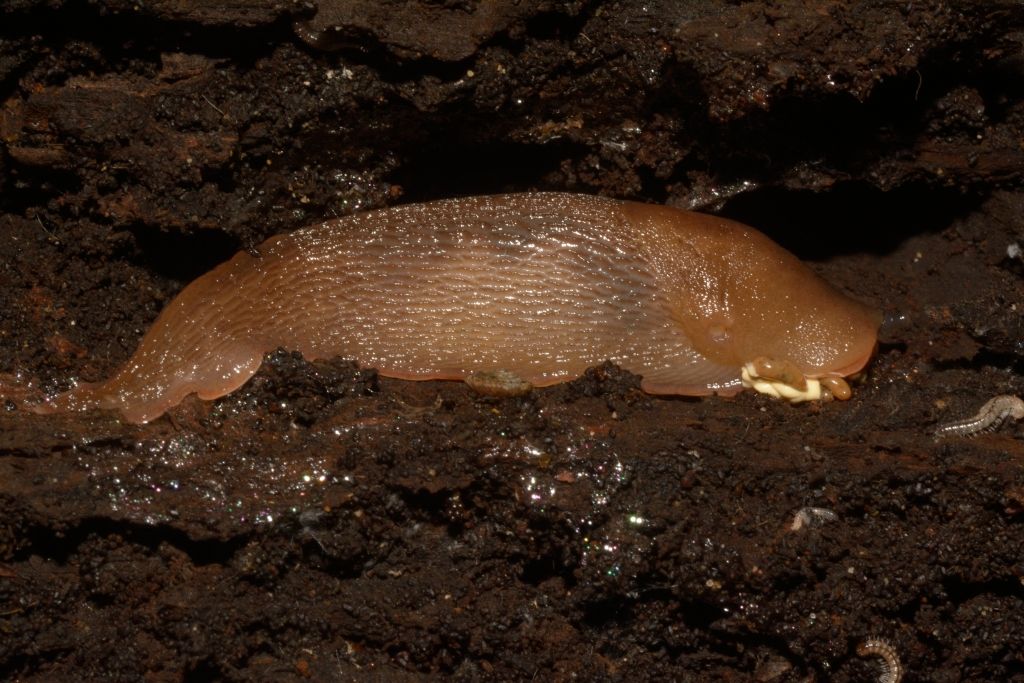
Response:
[2,1,1024,680]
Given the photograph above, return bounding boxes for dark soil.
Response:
[2,1,1024,680]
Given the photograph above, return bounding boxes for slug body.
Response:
[37,193,880,423]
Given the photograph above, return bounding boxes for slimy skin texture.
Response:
[35,193,880,423]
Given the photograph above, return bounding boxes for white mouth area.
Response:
[741,363,822,403]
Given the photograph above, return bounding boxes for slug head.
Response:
[638,206,881,381]
[725,254,881,379]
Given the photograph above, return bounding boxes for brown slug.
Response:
[32,193,880,423]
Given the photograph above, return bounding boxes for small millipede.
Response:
[789,506,838,532]
[856,637,903,683]
[933,394,1024,438]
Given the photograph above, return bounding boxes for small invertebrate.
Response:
[464,369,534,397]
[789,506,838,532]
[933,394,1024,438]
[856,637,903,683]
[25,193,880,423]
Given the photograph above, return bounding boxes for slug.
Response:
[31,193,880,423]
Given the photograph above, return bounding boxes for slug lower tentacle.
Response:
[28,193,881,423]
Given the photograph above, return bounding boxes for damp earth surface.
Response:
[2,1,1024,680]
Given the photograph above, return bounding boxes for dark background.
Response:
[2,1,1024,680]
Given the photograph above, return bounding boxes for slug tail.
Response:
[28,343,267,424]
[28,379,116,417]
[118,338,267,423]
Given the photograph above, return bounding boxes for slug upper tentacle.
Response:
[26,193,880,423]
